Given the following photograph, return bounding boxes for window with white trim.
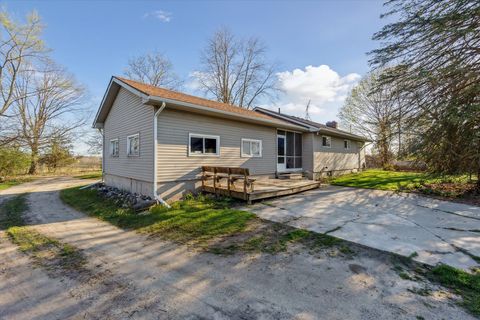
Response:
[127,133,140,156]
[322,136,331,148]
[241,138,262,157]
[189,133,220,156]
[344,140,350,149]
[110,139,119,157]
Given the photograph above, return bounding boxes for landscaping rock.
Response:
[87,182,155,211]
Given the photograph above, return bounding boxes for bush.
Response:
[0,148,30,177]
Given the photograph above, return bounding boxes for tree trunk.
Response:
[476,167,480,193]
[29,146,39,175]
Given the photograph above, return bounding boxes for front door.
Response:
[277,134,286,172]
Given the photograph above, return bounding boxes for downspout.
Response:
[153,102,170,208]
[98,128,104,182]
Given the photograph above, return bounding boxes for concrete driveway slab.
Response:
[248,186,480,271]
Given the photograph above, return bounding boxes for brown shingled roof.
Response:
[115,76,277,121]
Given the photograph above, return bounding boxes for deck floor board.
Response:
[203,178,320,202]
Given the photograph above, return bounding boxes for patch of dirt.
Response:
[415,182,480,206]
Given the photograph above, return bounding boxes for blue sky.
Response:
[3,0,387,154]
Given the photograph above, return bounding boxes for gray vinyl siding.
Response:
[157,108,277,182]
[313,135,364,173]
[103,88,154,183]
[302,133,314,175]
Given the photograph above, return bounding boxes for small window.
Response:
[189,133,220,156]
[322,136,331,148]
[241,138,262,157]
[344,140,350,149]
[127,133,140,156]
[110,139,119,157]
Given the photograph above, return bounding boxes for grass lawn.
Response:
[73,171,102,180]
[60,187,256,244]
[331,169,425,191]
[331,169,477,200]
[0,177,33,191]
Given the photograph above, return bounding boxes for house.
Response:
[93,76,369,202]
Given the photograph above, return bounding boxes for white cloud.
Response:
[144,10,172,22]
[262,65,360,124]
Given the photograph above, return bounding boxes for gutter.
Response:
[153,102,170,208]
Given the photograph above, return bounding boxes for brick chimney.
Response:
[326,121,338,129]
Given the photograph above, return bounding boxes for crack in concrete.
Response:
[416,204,480,221]
[436,227,480,233]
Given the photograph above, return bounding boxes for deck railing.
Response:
[201,166,256,198]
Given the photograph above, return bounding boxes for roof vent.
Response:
[326,121,338,129]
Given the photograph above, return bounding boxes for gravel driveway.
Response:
[0,177,475,319]
[248,185,480,271]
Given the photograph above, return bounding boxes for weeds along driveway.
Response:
[248,185,480,271]
[0,177,475,320]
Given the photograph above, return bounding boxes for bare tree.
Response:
[196,28,277,109]
[0,10,46,117]
[84,130,103,155]
[14,62,85,174]
[124,51,182,89]
[339,71,401,168]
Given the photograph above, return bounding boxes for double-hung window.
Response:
[110,139,119,157]
[127,133,140,156]
[189,133,220,156]
[241,138,262,157]
[344,140,350,149]
[322,136,331,148]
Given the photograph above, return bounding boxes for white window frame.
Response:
[188,133,220,157]
[127,133,140,157]
[241,138,263,158]
[110,138,119,157]
[344,139,351,150]
[322,135,331,148]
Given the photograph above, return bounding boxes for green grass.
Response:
[331,169,475,194]
[429,265,480,315]
[0,177,32,191]
[331,170,428,191]
[60,187,255,244]
[0,194,28,229]
[73,171,102,180]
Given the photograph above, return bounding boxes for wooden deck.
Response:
[203,178,321,203]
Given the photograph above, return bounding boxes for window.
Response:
[322,136,331,148]
[189,133,220,156]
[344,140,350,149]
[110,139,119,157]
[241,139,262,157]
[127,133,140,156]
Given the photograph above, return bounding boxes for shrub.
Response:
[0,147,30,177]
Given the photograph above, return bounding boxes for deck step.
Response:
[277,172,304,180]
